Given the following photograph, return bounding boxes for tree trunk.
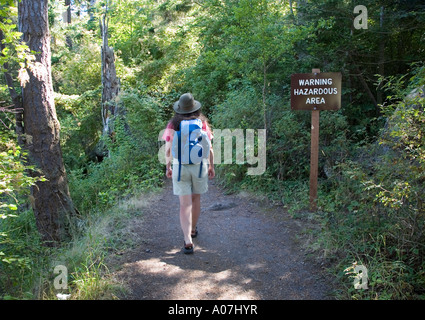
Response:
[100,12,120,144]
[64,0,73,48]
[64,0,71,23]
[18,0,77,246]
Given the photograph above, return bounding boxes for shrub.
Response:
[0,133,46,298]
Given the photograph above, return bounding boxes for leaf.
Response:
[2,257,17,264]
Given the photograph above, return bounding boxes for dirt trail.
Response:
[113,179,333,300]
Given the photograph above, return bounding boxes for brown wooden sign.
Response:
[290,69,342,212]
[291,72,342,111]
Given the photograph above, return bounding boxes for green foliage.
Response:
[186,0,314,110]
[67,89,165,214]
[54,90,102,170]
[51,27,101,95]
[118,89,166,150]
[314,64,425,299]
[0,133,47,298]
[68,144,163,215]
[0,2,32,68]
[0,1,45,298]
[2,0,425,300]
[212,84,263,129]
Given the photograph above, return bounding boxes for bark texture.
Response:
[99,12,120,155]
[19,0,77,245]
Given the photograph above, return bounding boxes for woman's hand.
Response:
[166,166,172,179]
[208,166,215,179]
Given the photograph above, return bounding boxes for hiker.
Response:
[162,93,215,254]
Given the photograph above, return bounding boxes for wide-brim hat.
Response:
[173,93,202,114]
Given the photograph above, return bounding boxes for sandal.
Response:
[191,227,198,238]
[183,241,194,254]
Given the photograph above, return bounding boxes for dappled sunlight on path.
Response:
[113,180,331,300]
[128,254,260,299]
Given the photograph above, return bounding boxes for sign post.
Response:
[290,69,342,212]
[310,89,320,212]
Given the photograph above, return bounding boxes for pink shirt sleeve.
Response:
[203,122,214,141]
[162,122,174,142]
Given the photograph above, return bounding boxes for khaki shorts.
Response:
[172,159,208,196]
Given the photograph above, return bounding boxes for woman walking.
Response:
[162,93,215,254]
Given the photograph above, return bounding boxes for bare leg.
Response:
[192,194,201,235]
[179,194,192,245]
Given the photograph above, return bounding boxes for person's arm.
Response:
[208,147,215,179]
[165,140,172,178]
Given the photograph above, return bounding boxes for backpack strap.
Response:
[177,131,182,182]
[199,161,203,178]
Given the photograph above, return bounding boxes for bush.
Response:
[68,90,166,214]
[0,133,46,298]
[316,65,425,299]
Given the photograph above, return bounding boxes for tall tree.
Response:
[18,0,77,245]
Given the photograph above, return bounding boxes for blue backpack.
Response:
[172,119,211,181]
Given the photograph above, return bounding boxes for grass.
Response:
[0,187,162,300]
[45,189,162,300]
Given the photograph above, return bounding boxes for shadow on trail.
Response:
[113,179,332,300]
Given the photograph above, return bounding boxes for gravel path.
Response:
[113,179,333,300]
